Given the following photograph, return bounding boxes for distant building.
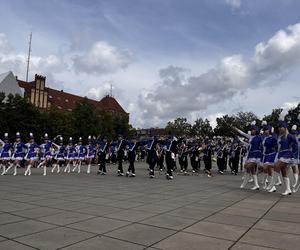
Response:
[0,71,129,121]
[17,74,129,120]
[136,128,166,137]
[0,71,24,97]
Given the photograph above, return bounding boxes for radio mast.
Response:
[26,32,32,82]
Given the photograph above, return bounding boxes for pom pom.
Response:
[279,110,288,121]
[262,120,267,126]
[44,133,48,137]
[292,125,297,130]
[69,137,72,140]
[88,135,91,140]
[4,133,8,137]
[29,132,33,137]
[60,136,63,141]
[247,131,251,135]
[271,127,274,133]
[250,120,256,126]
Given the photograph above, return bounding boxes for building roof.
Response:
[17,79,128,115]
[0,71,10,83]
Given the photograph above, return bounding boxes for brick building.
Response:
[17,74,129,121]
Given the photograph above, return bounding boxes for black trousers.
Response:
[98,154,106,173]
[179,156,188,171]
[165,151,175,176]
[157,156,164,170]
[203,156,212,171]
[217,157,225,172]
[128,152,135,174]
[232,158,239,173]
[117,150,124,173]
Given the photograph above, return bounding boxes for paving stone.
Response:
[11,207,63,219]
[38,211,95,226]
[74,205,123,216]
[204,212,257,227]
[141,214,197,230]
[0,200,37,212]
[0,213,26,225]
[184,221,248,241]
[61,235,145,250]
[254,219,300,235]
[68,217,131,234]
[240,229,300,250]
[0,219,56,238]
[105,223,175,246]
[16,227,95,250]
[0,240,36,249]
[153,231,233,250]
[105,209,157,222]
[231,242,280,250]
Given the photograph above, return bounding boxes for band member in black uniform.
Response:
[165,136,182,180]
[190,144,201,173]
[116,135,127,176]
[146,136,160,178]
[126,139,140,177]
[232,140,241,175]
[156,144,165,171]
[179,141,189,174]
[97,137,109,175]
[203,138,212,177]
[216,140,226,174]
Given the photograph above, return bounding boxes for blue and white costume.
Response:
[12,141,27,160]
[276,133,297,164]
[25,142,39,161]
[0,134,12,160]
[262,134,278,165]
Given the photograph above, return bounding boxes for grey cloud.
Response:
[137,23,300,127]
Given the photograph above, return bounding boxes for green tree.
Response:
[191,118,213,137]
[165,117,192,136]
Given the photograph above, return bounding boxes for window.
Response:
[49,95,53,99]
[57,97,61,100]
[65,99,69,102]
[58,106,62,109]
[67,108,72,112]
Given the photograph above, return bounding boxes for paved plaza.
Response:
[0,162,299,250]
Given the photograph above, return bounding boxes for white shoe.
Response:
[251,185,259,190]
[13,172,17,176]
[268,186,276,193]
[282,177,292,196]
[240,173,250,189]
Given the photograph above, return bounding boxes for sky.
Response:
[0,0,300,128]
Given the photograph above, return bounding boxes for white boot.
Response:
[87,164,91,174]
[267,171,278,191]
[13,165,17,176]
[240,173,250,189]
[43,166,47,176]
[77,162,81,173]
[57,165,60,173]
[24,165,31,176]
[268,186,277,193]
[251,175,260,190]
[51,164,56,173]
[1,164,6,175]
[262,174,268,189]
[282,177,292,196]
[292,173,299,189]
[4,163,13,175]
[275,175,282,186]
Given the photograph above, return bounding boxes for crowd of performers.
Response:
[0,112,300,196]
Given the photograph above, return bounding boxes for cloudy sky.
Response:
[1,0,300,128]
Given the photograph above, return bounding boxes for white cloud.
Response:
[72,41,132,75]
[137,23,300,127]
[225,0,241,9]
[0,33,66,85]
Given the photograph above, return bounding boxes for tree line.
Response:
[165,106,300,137]
[0,93,133,143]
